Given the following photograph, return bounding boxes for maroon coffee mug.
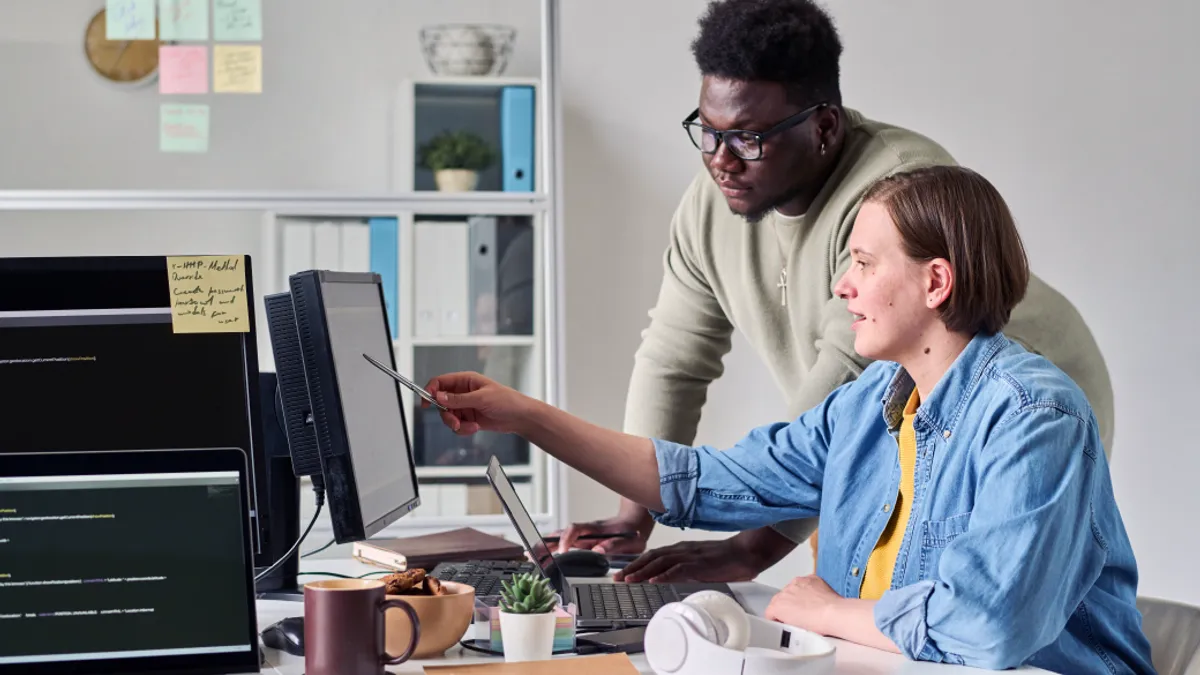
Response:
[303,578,421,675]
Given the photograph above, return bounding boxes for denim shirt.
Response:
[652,332,1154,673]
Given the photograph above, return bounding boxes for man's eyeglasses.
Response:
[682,103,827,161]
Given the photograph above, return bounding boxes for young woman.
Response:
[422,166,1154,673]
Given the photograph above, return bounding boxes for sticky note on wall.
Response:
[213,45,262,93]
[107,0,156,40]
[160,104,209,152]
[167,255,250,333]
[213,0,262,41]
[159,46,208,94]
[159,0,209,41]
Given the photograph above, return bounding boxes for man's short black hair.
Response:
[691,0,843,107]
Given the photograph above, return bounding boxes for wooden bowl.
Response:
[384,580,476,659]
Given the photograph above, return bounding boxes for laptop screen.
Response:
[0,448,258,675]
[485,456,556,578]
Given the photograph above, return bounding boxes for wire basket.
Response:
[419,24,516,77]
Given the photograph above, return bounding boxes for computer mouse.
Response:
[261,616,305,656]
[553,549,611,577]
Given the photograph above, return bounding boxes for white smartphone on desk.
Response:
[362,353,448,412]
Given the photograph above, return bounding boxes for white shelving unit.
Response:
[0,1,570,545]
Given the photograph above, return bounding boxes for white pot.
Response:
[434,169,479,192]
[498,610,556,662]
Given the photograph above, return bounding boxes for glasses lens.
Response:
[687,124,717,153]
[727,132,761,160]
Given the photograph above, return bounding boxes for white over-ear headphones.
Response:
[644,591,836,675]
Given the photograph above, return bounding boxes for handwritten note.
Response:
[106,0,156,40]
[159,46,208,94]
[166,255,250,333]
[160,104,209,153]
[213,0,262,41]
[213,45,262,93]
[159,0,208,41]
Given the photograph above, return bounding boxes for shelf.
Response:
[0,190,547,215]
[416,465,532,480]
[409,335,536,348]
[411,76,541,89]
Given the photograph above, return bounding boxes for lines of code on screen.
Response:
[0,475,251,661]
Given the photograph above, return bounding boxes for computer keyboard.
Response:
[427,559,538,598]
[577,583,669,621]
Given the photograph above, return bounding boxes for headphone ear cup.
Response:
[644,602,719,675]
[682,591,751,651]
[670,602,720,643]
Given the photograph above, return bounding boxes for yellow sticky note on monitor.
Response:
[166,255,250,333]
[213,44,262,93]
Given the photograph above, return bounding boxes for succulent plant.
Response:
[499,572,557,614]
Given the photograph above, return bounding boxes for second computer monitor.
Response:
[287,270,420,543]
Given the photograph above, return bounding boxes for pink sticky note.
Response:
[159,45,209,94]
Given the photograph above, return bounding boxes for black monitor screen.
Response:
[0,257,267,561]
[319,277,419,529]
[0,448,258,675]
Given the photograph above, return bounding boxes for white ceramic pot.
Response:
[434,169,479,192]
[498,610,555,662]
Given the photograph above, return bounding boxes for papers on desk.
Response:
[423,652,639,674]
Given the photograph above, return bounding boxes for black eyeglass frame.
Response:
[681,102,828,160]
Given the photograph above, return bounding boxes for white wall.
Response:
[559,0,1200,600]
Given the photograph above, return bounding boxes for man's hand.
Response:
[549,516,649,556]
[764,575,841,635]
[615,537,761,583]
[614,526,797,583]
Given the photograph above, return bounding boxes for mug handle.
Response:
[378,598,421,665]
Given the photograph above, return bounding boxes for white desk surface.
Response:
[257,558,1045,674]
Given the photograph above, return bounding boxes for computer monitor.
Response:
[0,256,282,577]
[0,447,260,675]
[280,270,420,543]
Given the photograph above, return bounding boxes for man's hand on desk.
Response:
[614,526,794,583]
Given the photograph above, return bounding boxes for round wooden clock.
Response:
[83,8,161,86]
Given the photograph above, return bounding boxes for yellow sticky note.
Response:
[166,255,250,333]
[213,44,262,93]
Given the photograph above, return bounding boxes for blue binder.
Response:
[368,217,399,338]
[500,86,535,192]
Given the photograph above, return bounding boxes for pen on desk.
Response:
[542,531,637,543]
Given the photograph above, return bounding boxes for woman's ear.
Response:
[926,258,953,309]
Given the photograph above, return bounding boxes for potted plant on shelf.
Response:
[498,572,558,662]
[418,130,496,192]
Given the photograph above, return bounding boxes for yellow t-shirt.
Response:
[860,388,920,600]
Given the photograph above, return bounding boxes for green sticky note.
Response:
[159,0,208,41]
[213,0,262,41]
[160,104,210,153]
[106,0,156,40]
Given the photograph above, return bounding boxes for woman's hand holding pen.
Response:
[423,371,535,436]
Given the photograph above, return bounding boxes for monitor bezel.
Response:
[288,270,421,543]
[0,447,260,675]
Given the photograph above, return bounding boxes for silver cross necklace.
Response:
[771,218,793,307]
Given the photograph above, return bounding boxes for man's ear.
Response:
[926,258,953,309]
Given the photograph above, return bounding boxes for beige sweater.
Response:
[624,109,1114,541]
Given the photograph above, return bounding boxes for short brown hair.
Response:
[862,165,1029,335]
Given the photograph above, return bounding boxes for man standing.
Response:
[555,0,1113,583]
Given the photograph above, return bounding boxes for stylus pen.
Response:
[542,531,637,543]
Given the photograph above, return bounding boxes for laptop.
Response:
[0,447,260,675]
[434,456,742,631]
